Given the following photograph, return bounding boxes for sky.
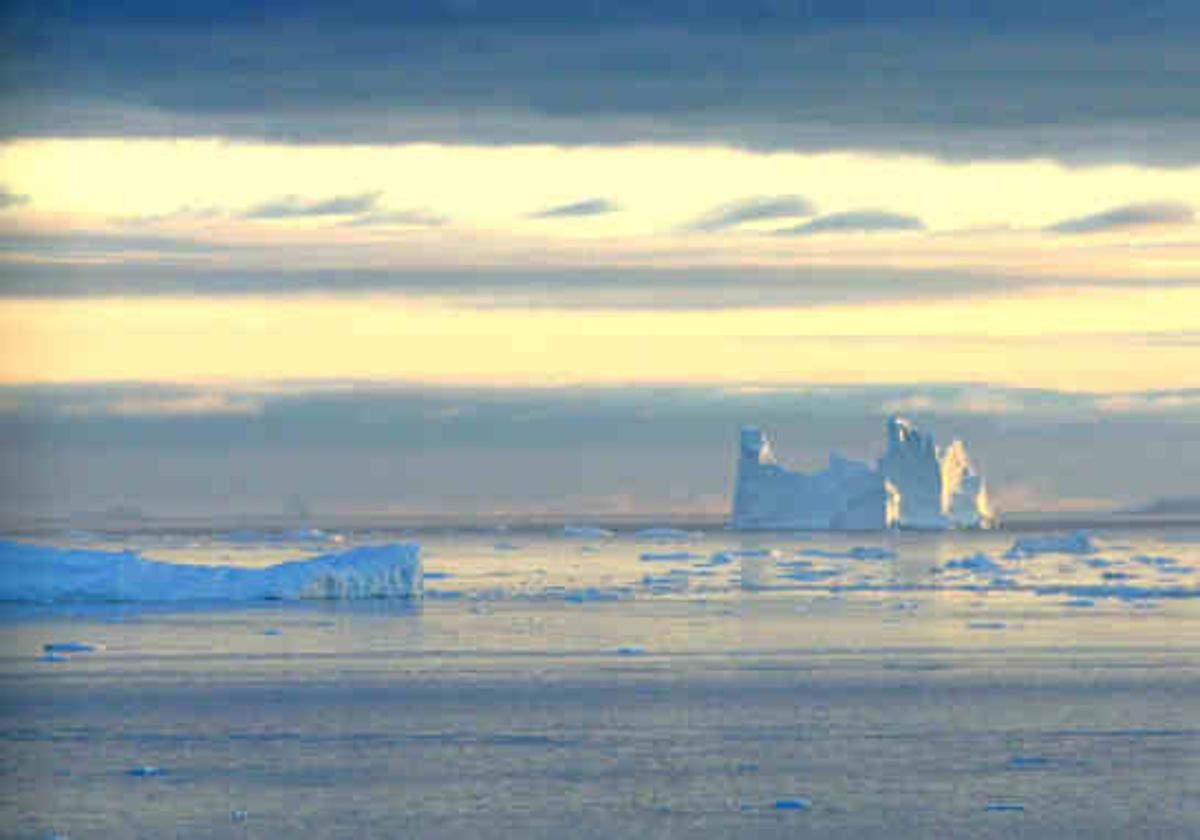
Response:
[1,1,1198,520]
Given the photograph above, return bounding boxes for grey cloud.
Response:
[529,198,619,218]
[8,25,1197,165]
[0,187,31,209]
[1045,201,1195,234]
[4,381,1200,520]
[686,195,815,233]
[0,262,1043,306]
[775,210,925,235]
[338,209,448,227]
[243,191,382,219]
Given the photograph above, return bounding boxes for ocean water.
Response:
[2,525,1199,838]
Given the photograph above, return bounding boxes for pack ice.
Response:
[732,416,994,530]
[0,540,422,603]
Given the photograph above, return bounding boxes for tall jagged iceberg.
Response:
[731,416,994,531]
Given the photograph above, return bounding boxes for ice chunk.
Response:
[944,553,1003,574]
[1004,531,1096,558]
[774,799,810,811]
[43,641,99,653]
[0,540,421,603]
[127,766,164,777]
[639,551,701,562]
[1009,755,1049,769]
[634,527,700,541]
[984,801,1025,812]
[38,653,70,663]
[800,546,897,560]
[616,645,646,655]
[559,525,615,539]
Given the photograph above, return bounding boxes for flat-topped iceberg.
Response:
[732,416,994,531]
[0,540,421,603]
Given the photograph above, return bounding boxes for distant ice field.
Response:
[2,526,1199,838]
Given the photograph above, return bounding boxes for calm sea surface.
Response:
[2,526,1199,838]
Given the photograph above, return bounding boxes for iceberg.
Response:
[0,540,421,603]
[731,416,994,531]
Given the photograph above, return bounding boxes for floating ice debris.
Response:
[967,621,1008,630]
[0,540,421,602]
[1102,571,1135,581]
[984,801,1025,812]
[643,570,691,592]
[1009,755,1049,769]
[616,645,646,655]
[560,525,615,539]
[640,551,701,562]
[127,766,163,777]
[231,810,249,822]
[1061,598,1096,608]
[634,527,700,541]
[799,546,896,560]
[945,553,1003,573]
[563,587,626,603]
[1004,531,1096,558]
[774,799,810,811]
[1085,558,1112,568]
[423,571,453,579]
[261,628,282,636]
[778,568,840,582]
[38,653,70,663]
[43,642,98,653]
[1132,555,1179,567]
[223,528,339,543]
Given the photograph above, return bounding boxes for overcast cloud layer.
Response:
[3,381,1198,520]
[3,2,1199,164]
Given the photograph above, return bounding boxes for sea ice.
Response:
[0,540,421,602]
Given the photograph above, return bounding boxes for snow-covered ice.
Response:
[0,540,421,602]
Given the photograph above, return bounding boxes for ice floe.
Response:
[0,540,421,603]
[1004,531,1096,558]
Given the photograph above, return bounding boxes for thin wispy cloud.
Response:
[243,191,382,219]
[339,210,448,227]
[0,187,30,209]
[117,206,224,226]
[529,198,619,218]
[775,210,925,236]
[1045,201,1194,234]
[685,195,815,233]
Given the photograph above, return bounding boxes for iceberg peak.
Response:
[731,417,994,531]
